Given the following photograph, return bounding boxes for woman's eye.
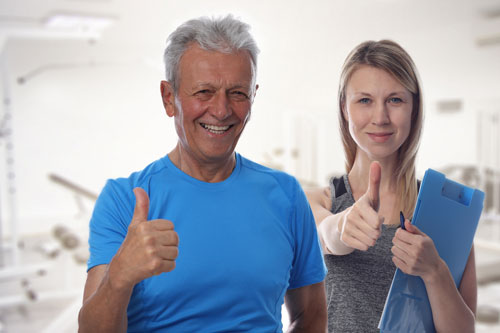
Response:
[359,98,371,104]
[389,97,403,104]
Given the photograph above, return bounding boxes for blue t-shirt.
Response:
[88,153,326,332]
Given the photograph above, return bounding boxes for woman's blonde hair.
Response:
[338,40,423,218]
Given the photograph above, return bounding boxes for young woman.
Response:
[307,40,476,332]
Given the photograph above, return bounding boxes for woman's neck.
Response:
[349,153,398,195]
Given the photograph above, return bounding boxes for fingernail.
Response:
[400,211,406,230]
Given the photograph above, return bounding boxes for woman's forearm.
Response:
[306,188,354,255]
[319,212,355,255]
[424,259,475,333]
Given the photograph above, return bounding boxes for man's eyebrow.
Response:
[229,84,251,90]
[191,82,251,90]
[192,82,214,88]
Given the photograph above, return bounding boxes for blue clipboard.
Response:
[378,169,484,332]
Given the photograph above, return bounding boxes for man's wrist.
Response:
[107,258,135,293]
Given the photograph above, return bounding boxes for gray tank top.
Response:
[325,175,399,333]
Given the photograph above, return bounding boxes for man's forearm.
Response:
[287,314,327,333]
[78,271,133,333]
[285,282,327,333]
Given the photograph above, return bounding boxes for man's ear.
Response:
[160,80,176,117]
[253,84,259,101]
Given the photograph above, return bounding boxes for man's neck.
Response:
[168,144,236,183]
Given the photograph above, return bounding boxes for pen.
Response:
[400,211,406,230]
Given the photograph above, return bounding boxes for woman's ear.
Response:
[341,101,348,121]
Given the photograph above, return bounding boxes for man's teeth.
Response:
[201,123,230,134]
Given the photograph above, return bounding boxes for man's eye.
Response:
[231,91,249,99]
[197,90,211,94]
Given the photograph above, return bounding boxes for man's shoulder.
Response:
[104,155,170,193]
[239,154,297,180]
[238,154,302,197]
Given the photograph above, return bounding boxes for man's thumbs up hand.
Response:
[131,187,150,226]
[108,188,179,290]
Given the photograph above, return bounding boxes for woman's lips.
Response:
[368,132,393,143]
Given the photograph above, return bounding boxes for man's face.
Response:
[161,43,257,164]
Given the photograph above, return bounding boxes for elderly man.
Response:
[78,15,327,332]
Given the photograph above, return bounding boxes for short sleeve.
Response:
[288,181,327,289]
[87,179,135,271]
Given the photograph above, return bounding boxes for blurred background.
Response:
[0,0,499,331]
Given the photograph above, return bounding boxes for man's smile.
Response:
[200,123,233,135]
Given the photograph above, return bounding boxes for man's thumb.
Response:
[368,161,381,211]
[131,187,150,225]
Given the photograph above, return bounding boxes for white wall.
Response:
[1,0,500,235]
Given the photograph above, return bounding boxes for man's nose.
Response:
[372,102,390,125]
[210,92,232,120]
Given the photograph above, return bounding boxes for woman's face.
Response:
[344,65,413,162]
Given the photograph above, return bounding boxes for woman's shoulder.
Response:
[329,174,349,199]
[305,185,332,211]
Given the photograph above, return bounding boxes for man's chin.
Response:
[200,149,237,163]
